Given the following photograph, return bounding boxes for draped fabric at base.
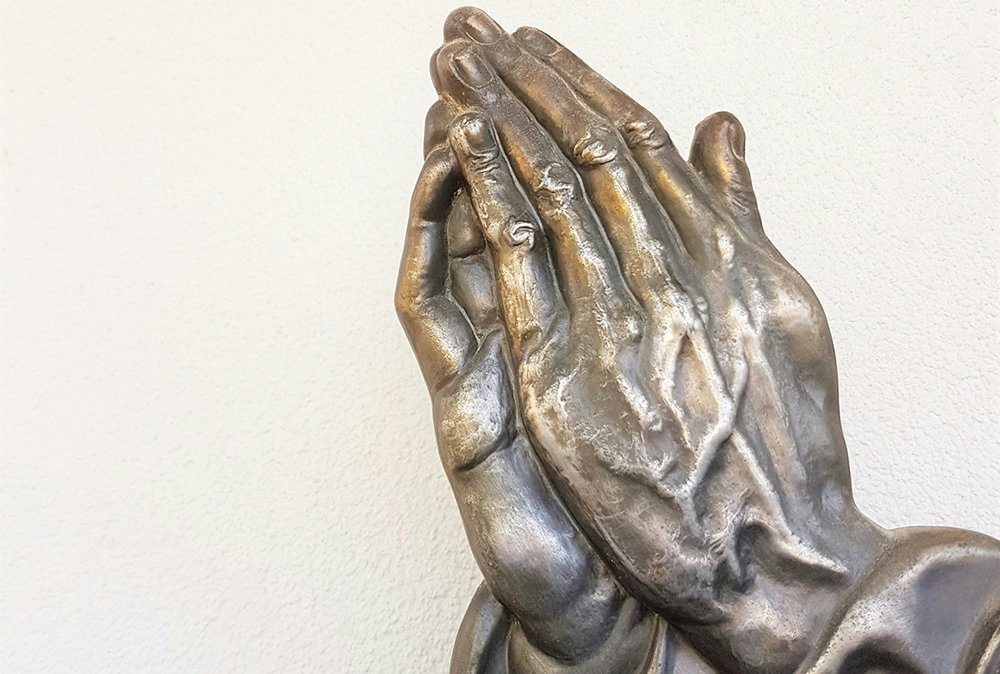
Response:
[452,529,1000,674]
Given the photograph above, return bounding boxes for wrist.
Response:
[508,598,659,674]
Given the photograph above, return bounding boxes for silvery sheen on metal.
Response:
[396,8,1000,674]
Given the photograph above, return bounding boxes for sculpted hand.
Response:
[477,11,883,574]
[416,8,1000,674]
[396,101,673,673]
[431,8,891,673]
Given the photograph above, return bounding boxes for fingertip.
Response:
[445,6,504,44]
[690,111,760,231]
[693,111,746,160]
[435,38,493,92]
[433,40,475,93]
[412,145,460,223]
[443,6,476,40]
[424,98,454,157]
[436,38,466,70]
[512,26,561,58]
[450,110,495,156]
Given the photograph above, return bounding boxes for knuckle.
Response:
[393,284,410,317]
[571,123,622,167]
[465,146,504,178]
[393,294,412,324]
[529,161,582,217]
[394,292,422,329]
[394,265,444,327]
[622,113,671,151]
[498,215,541,250]
[393,275,419,320]
[394,284,430,329]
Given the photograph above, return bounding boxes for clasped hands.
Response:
[396,8,998,674]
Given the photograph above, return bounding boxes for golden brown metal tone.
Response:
[397,8,1000,674]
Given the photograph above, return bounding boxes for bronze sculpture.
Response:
[396,8,1000,673]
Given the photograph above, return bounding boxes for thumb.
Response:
[689,112,762,234]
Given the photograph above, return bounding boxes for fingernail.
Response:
[463,11,503,44]
[451,49,493,88]
[457,114,495,152]
[516,27,559,57]
[726,122,745,159]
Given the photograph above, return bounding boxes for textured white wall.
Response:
[2,1,997,672]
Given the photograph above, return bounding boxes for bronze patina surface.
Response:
[396,8,1000,674]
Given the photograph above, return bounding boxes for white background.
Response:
[2,1,997,672]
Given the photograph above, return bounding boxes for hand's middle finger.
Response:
[443,9,700,315]
[434,39,640,344]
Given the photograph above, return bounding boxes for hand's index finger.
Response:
[513,26,724,267]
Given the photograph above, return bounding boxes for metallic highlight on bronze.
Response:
[396,8,1000,674]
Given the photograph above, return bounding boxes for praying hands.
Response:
[397,9,1000,674]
